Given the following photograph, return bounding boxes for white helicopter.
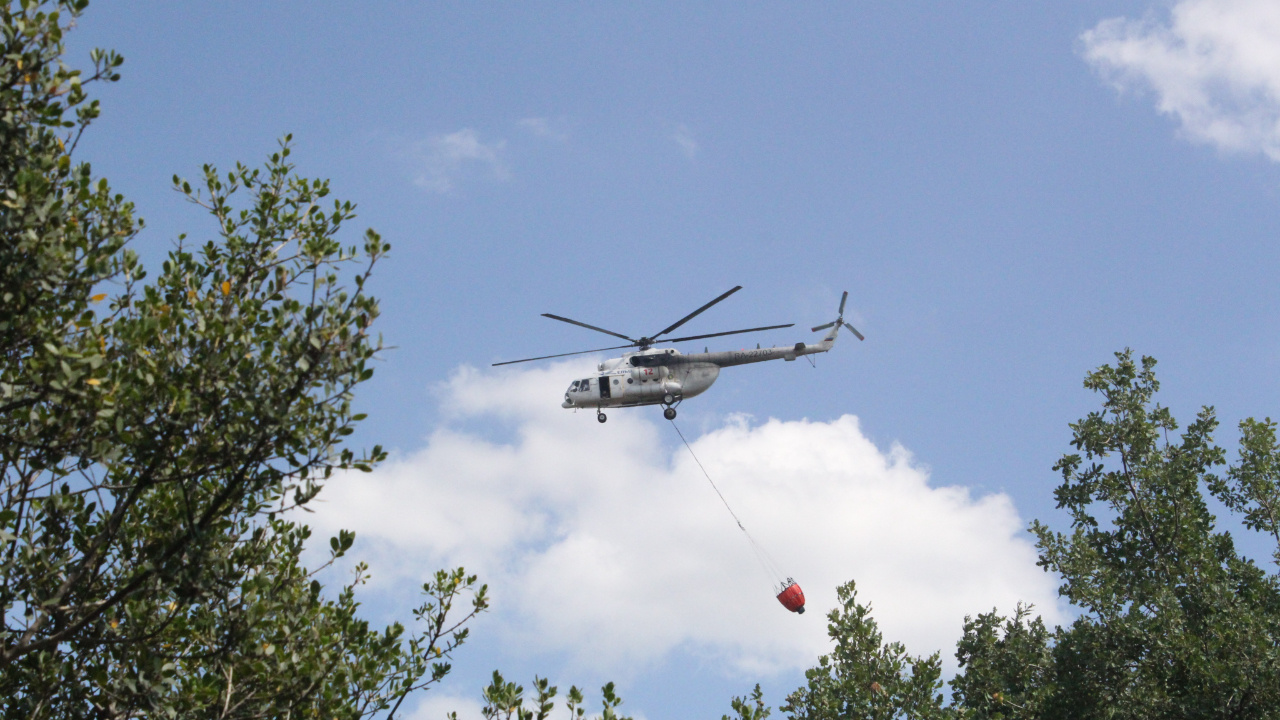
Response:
[494,287,863,423]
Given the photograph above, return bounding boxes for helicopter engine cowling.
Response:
[618,362,719,403]
[623,364,681,401]
[629,361,671,383]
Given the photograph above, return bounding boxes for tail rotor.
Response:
[811,291,865,341]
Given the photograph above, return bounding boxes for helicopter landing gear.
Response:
[661,394,682,421]
[597,412,607,423]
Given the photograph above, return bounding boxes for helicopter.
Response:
[493,286,863,423]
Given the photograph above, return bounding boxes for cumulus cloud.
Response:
[413,128,509,193]
[1082,0,1280,161]
[311,361,1063,676]
[672,124,699,158]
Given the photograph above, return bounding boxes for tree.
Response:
[949,604,1052,720]
[1030,350,1280,718]
[0,2,487,716]
[467,671,634,720]
[723,684,772,720]
[780,580,948,720]
[731,350,1280,720]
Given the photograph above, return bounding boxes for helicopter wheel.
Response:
[663,393,675,405]
[663,407,677,421]
[597,412,607,423]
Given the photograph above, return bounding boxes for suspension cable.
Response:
[668,418,787,590]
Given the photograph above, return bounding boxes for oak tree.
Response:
[732,351,1280,719]
[0,2,486,717]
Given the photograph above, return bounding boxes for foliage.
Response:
[731,349,1280,720]
[781,580,947,720]
[466,671,632,720]
[1213,417,1280,567]
[723,684,771,720]
[1030,350,1280,719]
[950,604,1052,720]
[0,1,488,717]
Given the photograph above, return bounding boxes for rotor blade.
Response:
[838,291,848,316]
[492,343,636,367]
[811,321,836,332]
[659,323,795,344]
[844,323,865,341]
[652,285,742,340]
[541,313,636,343]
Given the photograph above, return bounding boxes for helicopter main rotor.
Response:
[493,285,796,367]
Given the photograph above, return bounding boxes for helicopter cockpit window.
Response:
[580,378,591,389]
[570,380,580,391]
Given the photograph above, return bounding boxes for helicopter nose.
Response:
[562,394,573,408]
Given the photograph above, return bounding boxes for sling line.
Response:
[668,417,788,591]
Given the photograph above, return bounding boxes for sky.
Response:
[64,1,1280,717]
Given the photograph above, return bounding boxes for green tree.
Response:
[781,580,948,720]
[949,604,1052,720]
[723,684,772,720]
[1030,350,1280,719]
[465,671,632,720]
[0,2,487,717]
[732,350,1280,720]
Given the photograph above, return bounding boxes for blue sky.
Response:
[67,2,1280,717]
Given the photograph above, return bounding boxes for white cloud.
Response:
[673,124,699,159]
[312,361,1063,677]
[1082,0,1280,161]
[413,128,509,193]
[408,691,485,720]
[518,117,570,142]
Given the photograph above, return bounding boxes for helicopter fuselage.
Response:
[561,326,839,411]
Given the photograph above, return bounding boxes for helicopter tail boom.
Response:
[697,338,832,368]
[681,290,860,367]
